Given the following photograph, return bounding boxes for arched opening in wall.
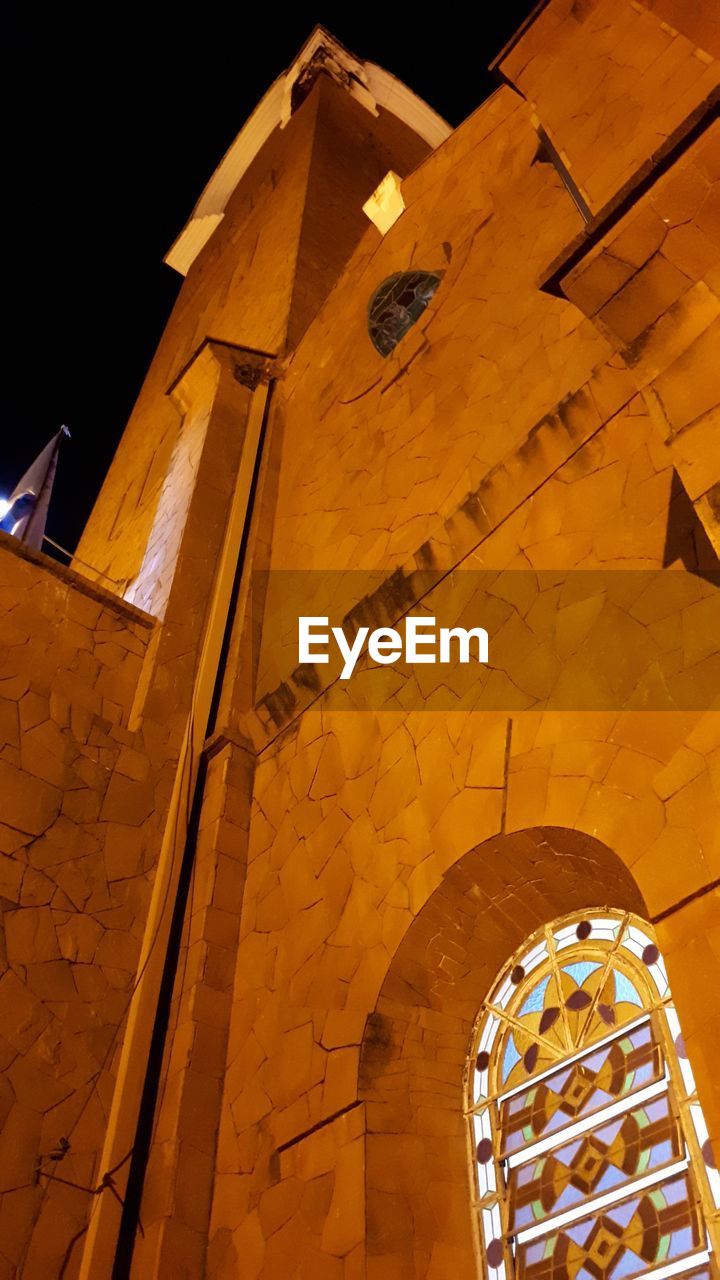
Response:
[367,270,442,357]
[467,909,720,1280]
[359,827,718,1280]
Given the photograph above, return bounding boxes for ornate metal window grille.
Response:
[367,270,442,357]
[466,910,719,1280]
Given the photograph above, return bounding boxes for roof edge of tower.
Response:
[488,0,554,73]
[164,25,452,277]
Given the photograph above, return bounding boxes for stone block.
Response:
[100,771,155,825]
[600,254,693,346]
[0,760,61,836]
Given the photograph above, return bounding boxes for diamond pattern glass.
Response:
[465,911,719,1280]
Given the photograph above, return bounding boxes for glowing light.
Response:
[0,497,10,519]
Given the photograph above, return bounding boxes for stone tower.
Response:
[1,7,719,1279]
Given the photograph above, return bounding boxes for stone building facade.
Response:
[1,3,719,1277]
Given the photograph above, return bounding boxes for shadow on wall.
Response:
[360,825,646,1277]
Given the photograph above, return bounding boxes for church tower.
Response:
[75,28,446,606]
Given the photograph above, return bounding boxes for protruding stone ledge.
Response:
[0,529,156,628]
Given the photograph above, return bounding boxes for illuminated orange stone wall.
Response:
[198,4,720,1275]
[0,3,719,1278]
[0,537,162,1277]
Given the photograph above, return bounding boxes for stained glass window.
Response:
[466,910,719,1280]
[367,270,442,357]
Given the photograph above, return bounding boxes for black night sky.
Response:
[3,3,533,560]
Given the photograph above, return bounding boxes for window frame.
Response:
[367,269,443,357]
[464,910,720,1280]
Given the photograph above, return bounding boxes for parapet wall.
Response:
[0,536,171,1278]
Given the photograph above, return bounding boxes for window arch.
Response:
[367,270,442,356]
[466,910,719,1280]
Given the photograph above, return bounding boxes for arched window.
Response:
[367,270,442,357]
[466,910,719,1280]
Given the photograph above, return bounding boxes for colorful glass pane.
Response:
[467,912,718,1279]
[504,1035,524,1084]
[493,973,568,1092]
[689,1105,720,1209]
[367,271,442,357]
[472,1107,497,1198]
[507,1093,683,1230]
[565,967,648,1050]
[515,1170,704,1280]
[613,970,643,1009]
[664,1004,697,1097]
[519,975,553,1017]
[500,1021,663,1157]
[491,955,666,1101]
[620,924,670,999]
[553,917,622,953]
[473,1010,502,1103]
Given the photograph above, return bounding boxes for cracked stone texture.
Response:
[498,0,720,216]
[642,1,720,58]
[360,828,645,1277]
[263,88,608,579]
[196,699,720,1280]
[3,4,720,1278]
[0,348,253,1274]
[0,537,168,1279]
[196,23,720,1280]
[73,77,432,600]
[561,120,720,554]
